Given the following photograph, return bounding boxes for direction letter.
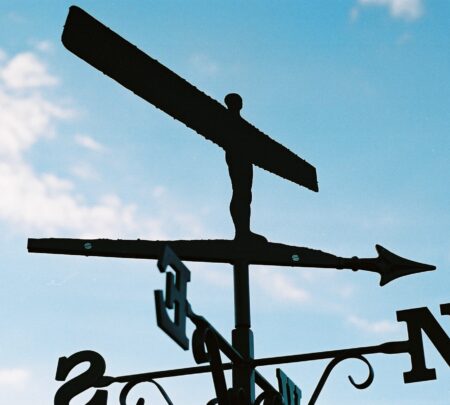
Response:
[155,246,191,350]
[276,368,302,405]
[397,303,450,383]
[54,350,108,405]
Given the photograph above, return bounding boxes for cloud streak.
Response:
[0,368,30,386]
[0,49,204,239]
[74,134,105,152]
[347,314,401,334]
[352,0,424,21]
[254,268,310,304]
[0,52,58,90]
[189,53,219,76]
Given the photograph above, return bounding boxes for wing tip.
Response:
[308,170,319,192]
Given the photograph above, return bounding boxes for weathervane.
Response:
[28,6,449,405]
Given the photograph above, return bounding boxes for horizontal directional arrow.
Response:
[27,238,435,285]
[364,245,436,286]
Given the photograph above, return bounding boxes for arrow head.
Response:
[375,245,436,286]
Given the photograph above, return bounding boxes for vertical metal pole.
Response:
[232,261,255,404]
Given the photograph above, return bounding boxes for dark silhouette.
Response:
[60,6,319,191]
[61,6,318,245]
[28,239,435,287]
[27,6,444,405]
[224,93,266,242]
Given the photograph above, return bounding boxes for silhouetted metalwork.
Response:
[308,356,373,404]
[48,248,449,404]
[119,379,173,405]
[27,5,447,404]
[28,239,434,287]
[155,246,191,350]
[52,298,449,403]
[276,369,302,405]
[61,6,318,194]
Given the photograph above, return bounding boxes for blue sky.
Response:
[0,1,449,404]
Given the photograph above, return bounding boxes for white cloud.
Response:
[254,268,310,304]
[354,0,424,21]
[74,134,105,152]
[0,88,71,161]
[34,40,53,53]
[0,50,205,240]
[189,53,219,76]
[6,12,26,24]
[147,184,207,239]
[70,162,100,180]
[396,32,413,45]
[347,314,401,334]
[350,7,360,21]
[336,284,355,299]
[0,161,153,237]
[0,368,30,386]
[0,52,58,89]
[152,185,167,198]
[193,263,233,288]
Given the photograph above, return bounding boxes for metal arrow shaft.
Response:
[28,238,435,285]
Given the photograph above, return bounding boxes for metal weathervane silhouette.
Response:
[27,6,450,405]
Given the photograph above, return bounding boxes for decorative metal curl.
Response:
[308,355,374,405]
[206,388,244,405]
[192,323,211,364]
[198,327,238,405]
[119,379,174,405]
[254,391,283,405]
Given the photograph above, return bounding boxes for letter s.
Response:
[54,350,108,405]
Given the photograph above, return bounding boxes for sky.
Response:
[0,0,449,404]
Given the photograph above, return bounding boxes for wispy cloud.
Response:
[254,268,310,304]
[69,162,100,180]
[34,40,53,53]
[74,134,105,152]
[0,159,155,237]
[396,32,413,45]
[350,7,360,22]
[193,263,233,288]
[347,314,401,334]
[6,11,26,24]
[189,53,219,76]
[0,50,205,239]
[351,0,424,21]
[0,52,58,90]
[0,85,71,161]
[0,368,30,386]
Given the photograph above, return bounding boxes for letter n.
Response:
[396,303,450,383]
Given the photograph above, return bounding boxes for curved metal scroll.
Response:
[254,391,283,405]
[308,355,374,405]
[193,325,233,405]
[119,379,174,405]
